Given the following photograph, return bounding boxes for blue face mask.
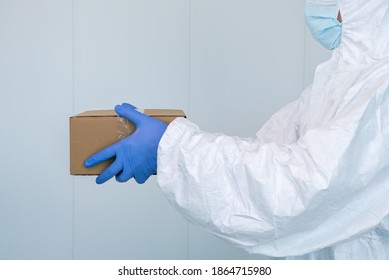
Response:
[305,1,342,50]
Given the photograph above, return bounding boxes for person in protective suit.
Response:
[85,0,389,259]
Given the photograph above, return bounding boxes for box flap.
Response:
[144,109,186,117]
[72,109,186,118]
[73,110,117,118]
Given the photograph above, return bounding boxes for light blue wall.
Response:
[0,0,73,259]
[0,0,330,259]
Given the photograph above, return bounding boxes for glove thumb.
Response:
[115,103,145,127]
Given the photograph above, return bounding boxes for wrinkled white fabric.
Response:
[157,0,389,259]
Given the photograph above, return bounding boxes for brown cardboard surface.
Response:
[144,109,186,124]
[70,109,185,175]
[75,110,117,117]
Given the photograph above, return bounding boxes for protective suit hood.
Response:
[338,0,389,62]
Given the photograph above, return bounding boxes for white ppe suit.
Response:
[157,0,389,259]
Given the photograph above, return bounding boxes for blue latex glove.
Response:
[84,103,168,184]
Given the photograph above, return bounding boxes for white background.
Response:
[0,0,330,259]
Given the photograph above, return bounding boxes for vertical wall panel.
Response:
[73,0,190,259]
[190,0,306,137]
[0,0,73,259]
[73,0,190,112]
[188,0,306,259]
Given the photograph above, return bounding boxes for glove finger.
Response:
[133,167,150,184]
[96,158,122,184]
[115,157,134,183]
[85,142,118,168]
[121,103,137,110]
[115,104,147,127]
[134,175,148,184]
[115,169,134,183]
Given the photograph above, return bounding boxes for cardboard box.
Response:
[70,109,186,175]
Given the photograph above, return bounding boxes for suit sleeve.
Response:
[157,88,389,257]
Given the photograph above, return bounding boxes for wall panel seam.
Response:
[72,0,75,260]
[187,0,192,260]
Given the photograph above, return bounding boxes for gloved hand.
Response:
[84,103,168,184]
